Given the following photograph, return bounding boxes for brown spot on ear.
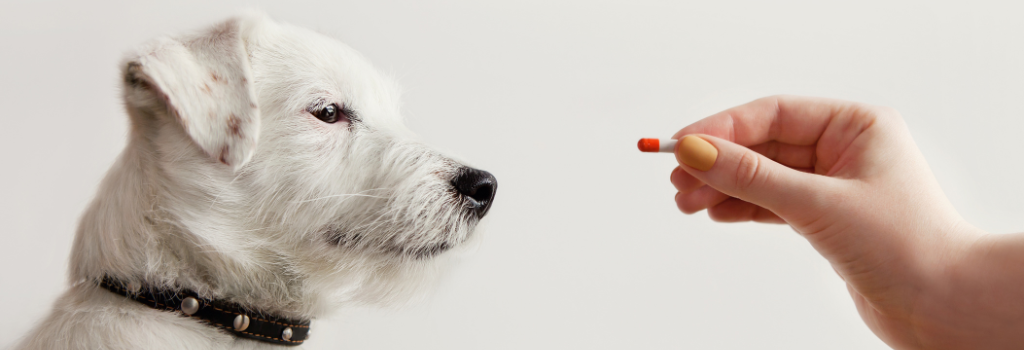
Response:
[202,83,211,93]
[211,72,223,83]
[218,145,230,165]
[227,114,242,136]
[124,62,149,89]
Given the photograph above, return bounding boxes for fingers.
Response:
[672,95,876,147]
[670,138,824,220]
[707,198,786,224]
[675,134,834,217]
[675,185,730,214]
[748,142,817,169]
[670,167,704,194]
[674,188,785,224]
[673,141,816,193]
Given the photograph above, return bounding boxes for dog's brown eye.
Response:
[309,103,358,125]
[314,104,340,123]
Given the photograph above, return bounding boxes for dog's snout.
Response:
[451,168,497,218]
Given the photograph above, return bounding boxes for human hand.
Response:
[669,95,1022,349]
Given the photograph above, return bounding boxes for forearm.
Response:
[959,232,1024,322]
[918,229,1024,349]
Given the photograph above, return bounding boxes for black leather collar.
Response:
[98,277,311,346]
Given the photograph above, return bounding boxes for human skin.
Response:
[669,95,1024,349]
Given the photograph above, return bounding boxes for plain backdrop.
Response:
[4,1,1024,349]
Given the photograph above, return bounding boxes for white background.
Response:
[4,1,1024,349]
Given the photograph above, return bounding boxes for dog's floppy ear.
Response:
[123,18,259,170]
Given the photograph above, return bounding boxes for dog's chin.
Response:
[323,222,476,260]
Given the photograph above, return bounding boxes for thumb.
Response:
[674,135,831,217]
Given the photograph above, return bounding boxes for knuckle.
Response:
[874,106,903,121]
[707,208,730,222]
[761,94,787,103]
[675,194,694,214]
[732,151,765,192]
[677,198,703,214]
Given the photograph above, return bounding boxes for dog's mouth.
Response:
[323,221,466,260]
[385,241,454,259]
[321,201,477,260]
[319,166,495,260]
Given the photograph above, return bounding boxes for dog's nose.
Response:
[451,168,497,218]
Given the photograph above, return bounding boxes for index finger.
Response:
[672,95,875,147]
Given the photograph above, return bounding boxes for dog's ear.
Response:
[123,18,259,170]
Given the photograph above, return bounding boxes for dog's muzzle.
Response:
[451,167,497,218]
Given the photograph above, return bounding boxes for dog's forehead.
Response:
[242,16,402,119]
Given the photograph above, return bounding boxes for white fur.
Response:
[16,12,487,350]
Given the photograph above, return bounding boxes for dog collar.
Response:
[98,277,311,346]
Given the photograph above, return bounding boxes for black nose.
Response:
[451,168,497,218]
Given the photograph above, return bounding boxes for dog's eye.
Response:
[309,103,358,125]
[313,104,341,123]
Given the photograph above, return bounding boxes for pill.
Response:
[637,138,677,153]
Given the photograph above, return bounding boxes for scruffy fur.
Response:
[16,13,487,350]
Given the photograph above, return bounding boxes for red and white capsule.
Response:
[637,138,677,153]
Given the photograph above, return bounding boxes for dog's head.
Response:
[114,13,495,311]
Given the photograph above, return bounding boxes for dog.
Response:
[14,12,496,350]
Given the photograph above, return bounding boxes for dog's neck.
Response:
[67,114,324,320]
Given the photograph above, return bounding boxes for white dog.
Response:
[15,12,496,350]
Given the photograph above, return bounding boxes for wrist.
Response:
[909,221,992,348]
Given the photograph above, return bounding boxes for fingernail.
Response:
[675,135,718,171]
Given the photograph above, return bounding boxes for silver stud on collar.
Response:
[181,297,200,315]
[233,314,250,331]
[281,327,293,341]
